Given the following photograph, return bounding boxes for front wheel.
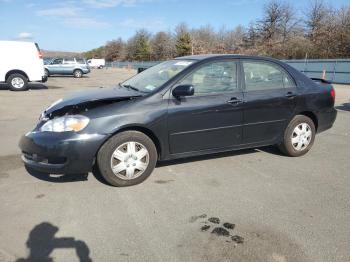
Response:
[278,115,316,157]
[97,131,157,187]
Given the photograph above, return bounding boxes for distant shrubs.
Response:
[84,0,350,61]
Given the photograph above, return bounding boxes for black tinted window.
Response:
[243,61,294,91]
[76,58,85,64]
[51,58,63,64]
[180,61,238,95]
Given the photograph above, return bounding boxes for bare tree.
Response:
[105,38,125,61]
[334,6,350,57]
[84,1,350,60]
[151,31,175,60]
[190,25,217,54]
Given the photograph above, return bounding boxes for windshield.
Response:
[121,60,194,93]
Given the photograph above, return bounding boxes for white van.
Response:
[0,41,47,91]
[87,58,105,69]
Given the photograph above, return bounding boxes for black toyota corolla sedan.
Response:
[19,55,337,186]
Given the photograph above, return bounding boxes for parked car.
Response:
[19,55,337,187]
[0,40,47,91]
[87,58,105,69]
[44,58,90,78]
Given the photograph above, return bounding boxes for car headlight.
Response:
[40,115,90,132]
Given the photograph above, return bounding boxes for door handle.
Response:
[227,97,243,105]
[285,92,296,98]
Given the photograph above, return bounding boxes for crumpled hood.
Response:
[44,86,142,116]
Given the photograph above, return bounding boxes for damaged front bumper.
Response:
[19,131,108,174]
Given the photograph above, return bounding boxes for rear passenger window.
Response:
[179,60,238,95]
[76,58,85,64]
[63,58,75,64]
[243,61,294,91]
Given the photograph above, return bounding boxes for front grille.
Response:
[47,156,66,164]
[22,152,66,165]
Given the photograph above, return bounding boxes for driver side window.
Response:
[179,60,238,95]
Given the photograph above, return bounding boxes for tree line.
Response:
[84,0,350,61]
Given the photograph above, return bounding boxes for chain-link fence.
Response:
[106,59,350,84]
[284,59,350,84]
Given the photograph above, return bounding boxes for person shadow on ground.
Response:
[16,222,92,262]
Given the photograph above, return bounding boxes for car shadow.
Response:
[91,165,112,186]
[257,145,286,156]
[25,146,283,185]
[90,148,265,187]
[335,103,350,111]
[15,222,92,262]
[156,148,257,167]
[0,83,48,90]
[25,166,89,183]
[156,145,285,167]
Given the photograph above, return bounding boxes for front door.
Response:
[48,58,63,74]
[167,60,244,155]
[241,60,297,144]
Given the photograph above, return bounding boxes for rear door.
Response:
[241,60,297,144]
[167,59,244,154]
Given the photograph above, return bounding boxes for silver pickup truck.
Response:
[44,57,90,78]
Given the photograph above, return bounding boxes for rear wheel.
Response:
[278,115,316,157]
[7,73,28,91]
[73,69,83,78]
[97,131,157,187]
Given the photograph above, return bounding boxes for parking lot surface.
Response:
[0,69,349,262]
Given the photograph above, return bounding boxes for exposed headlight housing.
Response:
[40,115,90,132]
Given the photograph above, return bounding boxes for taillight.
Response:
[330,88,335,102]
[35,43,43,59]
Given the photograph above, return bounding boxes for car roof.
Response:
[175,54,281,63]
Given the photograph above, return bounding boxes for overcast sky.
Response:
[0,0,349,52]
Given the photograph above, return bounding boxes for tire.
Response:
[7,73,28,91]
[73,69,83,78]
[44,69,50,77]
[97,131,157,187]
[278,115,316,157]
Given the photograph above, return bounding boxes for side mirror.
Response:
[172,85,194,98]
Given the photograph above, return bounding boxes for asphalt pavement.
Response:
[0,69,349,261]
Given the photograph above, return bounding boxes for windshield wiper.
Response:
[119,83,140,92]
